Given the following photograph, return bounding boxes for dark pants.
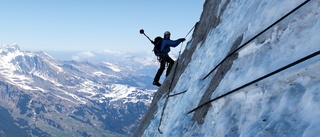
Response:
[153,56,174,83]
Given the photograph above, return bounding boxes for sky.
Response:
[0,0,204,53]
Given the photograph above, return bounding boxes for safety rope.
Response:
[188,49,320,114]
[202,0,310,80]
[168,90,188,97]
[158,23,197,134]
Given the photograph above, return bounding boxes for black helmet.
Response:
[164,31,171,36]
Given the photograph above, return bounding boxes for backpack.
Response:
[153,36,163,56]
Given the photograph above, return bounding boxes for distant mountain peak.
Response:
[0,43,21,52]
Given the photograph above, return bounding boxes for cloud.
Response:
[72,51,95,61]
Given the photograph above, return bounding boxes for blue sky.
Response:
[0,1,204,52]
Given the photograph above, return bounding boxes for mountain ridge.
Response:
[0,44,157,136]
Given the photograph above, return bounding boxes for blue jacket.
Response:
[160,38,183,56]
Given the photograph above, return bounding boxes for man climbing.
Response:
[153,31,185,87]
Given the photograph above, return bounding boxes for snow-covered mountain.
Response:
[135,0,320,136]
[46,49,182,79]
[0,44,157,136]
[46,50,165,77]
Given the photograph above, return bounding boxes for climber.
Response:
[152,31,185,87]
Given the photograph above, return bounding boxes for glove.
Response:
[180,38,186,42]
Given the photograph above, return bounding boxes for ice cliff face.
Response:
[134,0,320,136]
